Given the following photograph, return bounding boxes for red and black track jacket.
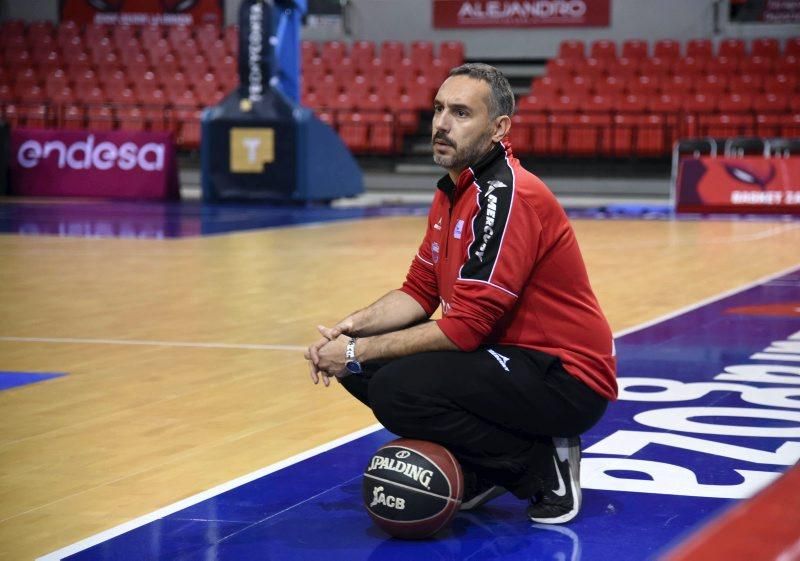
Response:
[400,141,617,400]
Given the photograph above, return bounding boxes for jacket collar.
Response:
[436,141,510,194]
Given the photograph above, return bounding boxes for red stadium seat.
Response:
[705,56,737,75]
[573,57,605,81]
[727,74,762,94]
[516,94,549,112]
[509,114,532,153]
[368,112,396,154]
[49,86,75,107]
[521,112,551,155]
[582,94,613,114]
[605,57,638,79]
[410,41,435,66]
[718,38,747,58]
[117,105,147,131]
[568,113,611,156]
[84,23,110,44]
[662,75,692,95]
[439,41,464,69]
[781,113,800,137]
[627,75,661,97]
[590,40,617,61]
[700,113,752,138]
[762,73,797,95]
[594,76,626,96]
[141,25,163,45]
[167,25,192,48]
[615,93,647,114]
[682,92,717,114]
[111,25,136,49]
[773,55,799,75]
[647,93,681,114]
[636,114,668,156]
[754,113,783,137]
[639,57,670,78]
[546,58,573,80]
[621,40,648,60]
[718,93,753,113]
[381,41,405,67]
[752,92,790,113]
[686,39,713,58]
[558,40,585,60]
[751,37,780,58]
[563,76,592,98]
[87,106,115,131]
[738,56,772,75]
[61,104,85,130]
[337,112,369,152]
[175,107,202,149]
[223,25,239,55]
[653,39,681,60]
[350,41,375,72]
[610,113,636,156]
[321,41,346,69]
[786,38,800,57]
[694,74,727,96]
[672,56,706,78]
[195,24,220,48]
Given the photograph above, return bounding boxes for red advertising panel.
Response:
[433,0,611,28]
[675,156,800,214]
[60,0,223,26]
[10,129,179,201]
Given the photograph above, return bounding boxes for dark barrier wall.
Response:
[0,120,8,196]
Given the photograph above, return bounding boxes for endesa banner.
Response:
[10,129,179,201]
[433,0,611,28]
[60,0,224,26]
[676,156,800,214]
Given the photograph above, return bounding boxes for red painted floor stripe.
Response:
[662,464,800,561]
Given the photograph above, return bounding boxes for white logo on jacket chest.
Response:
[431,241,440,263]
[453,219,464,239]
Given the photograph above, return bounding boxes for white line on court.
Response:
[0,336,305,352]
[35,262,800,561]
[36,423,383,561]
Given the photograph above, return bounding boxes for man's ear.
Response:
[492,115,512,142]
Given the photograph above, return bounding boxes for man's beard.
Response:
[432,128,494,172]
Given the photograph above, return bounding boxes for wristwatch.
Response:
[345,337,363,375]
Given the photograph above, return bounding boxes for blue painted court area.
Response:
[3,199,798,240]
[41,268,800,561]
[0,371,65,391]
[0,200,428,238]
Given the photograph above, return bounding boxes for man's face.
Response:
[431,75,496,174]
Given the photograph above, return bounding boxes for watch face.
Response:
[345,360,362,374]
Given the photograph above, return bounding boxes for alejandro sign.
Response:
[433,0,611,28]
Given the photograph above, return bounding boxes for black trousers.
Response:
[340,345,608,498]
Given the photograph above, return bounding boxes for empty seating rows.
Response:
[511,36,800,157]
[0,18,464,155]
[0,19,240,148]
[300,40,464,154]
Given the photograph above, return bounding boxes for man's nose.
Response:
[434,111,450,132]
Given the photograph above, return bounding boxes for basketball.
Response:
[362,438,463,539]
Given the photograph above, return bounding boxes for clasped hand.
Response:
[304,324,351,387]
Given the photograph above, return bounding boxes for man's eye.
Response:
[457,110,467,117]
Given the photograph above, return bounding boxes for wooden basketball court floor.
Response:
[0,200,799,560]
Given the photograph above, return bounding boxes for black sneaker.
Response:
[460,470,507,511]
[527,436,581,524]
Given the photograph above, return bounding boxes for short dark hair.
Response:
[448,63,514,119]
